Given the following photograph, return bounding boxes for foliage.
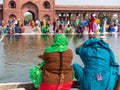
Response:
[24,14,33,22]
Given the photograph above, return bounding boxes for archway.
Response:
[98,13,104,22]
[83,13,89,20]
[106,13,112,24]
[9,14,16,19]
[112,14,118,22]
[21,1,38,23]
[43,14,50,21]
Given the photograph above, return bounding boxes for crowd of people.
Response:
[0,18,25,37]
[29,15,120,35]
[0,14,120,37]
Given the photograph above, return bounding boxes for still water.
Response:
[0,34,120,83]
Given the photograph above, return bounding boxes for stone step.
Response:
[71,88,80,90]
[9,88,79,90]
[0,81,80,90]
[8,88,26,90]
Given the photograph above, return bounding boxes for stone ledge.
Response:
[0,81,79,90]
[8,88,26,90]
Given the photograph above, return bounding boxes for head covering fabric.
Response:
[81,37,119,67]
[44,34,68,53]
[29,61,46,88]
[41,26,49,33]
[74,37,119,90]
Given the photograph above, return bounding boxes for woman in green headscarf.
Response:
[41,25,50,34]
[39,34,74,90]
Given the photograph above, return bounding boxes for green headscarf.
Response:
[41,26,49,34]
[44,34,69,53]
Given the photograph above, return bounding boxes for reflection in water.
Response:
[0,34,120,83]
[41,35,49,40]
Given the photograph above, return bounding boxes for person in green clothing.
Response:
[65,25,72,33]
[75,16,80,27]
[38,34,74,90]
[41,25,50,34]
[4,25,9,34]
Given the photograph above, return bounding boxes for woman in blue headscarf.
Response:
[73,37,119,90]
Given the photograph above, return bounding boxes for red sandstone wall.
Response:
[3,0,55,24]
[0,10,3,20]
[1,0,120,24]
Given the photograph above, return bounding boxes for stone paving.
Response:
[0,81,79,90]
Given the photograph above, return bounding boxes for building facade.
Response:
[0,0,120,24]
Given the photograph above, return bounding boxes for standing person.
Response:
[88,16,95,33]
[8,18,13,26]
[95,18,100,33]
[93,22,97,33]
[0,25,3,36]
[32,23,41,33]
[47,20,50,27]
[0,20,2,26]
[99,23,104,33]
[36,20,40,27]
[103,17,107,33]
[15,24,21,33]
[75,16,80,27]
[73,37,119,90]
[43,19,46,27]
[39,34,74,90]
[18,19,22,29]
[31,20,35,28]
[114,24,118,32]
[58,24,64,33]
[3,25,9,34]
[20,24,25,33]
[81,19,87,32]
[117,23,120,32]
[53,19,56,33]
[9,23,15,34]
[40,19,43,30]
[56,19,61,33]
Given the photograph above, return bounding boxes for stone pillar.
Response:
[95,12,99,18]
[80,12,84,21]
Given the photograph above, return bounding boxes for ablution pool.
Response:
[0,33,120,83]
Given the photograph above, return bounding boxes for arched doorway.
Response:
[106,13,112,24]
[83,13,89,20]
[9,14,16,19]
[112,14,118,22]
[98,13,104,23]
[43,14,50,22]
[21,1,38,23]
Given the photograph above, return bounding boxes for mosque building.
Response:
[0,0,120,23]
